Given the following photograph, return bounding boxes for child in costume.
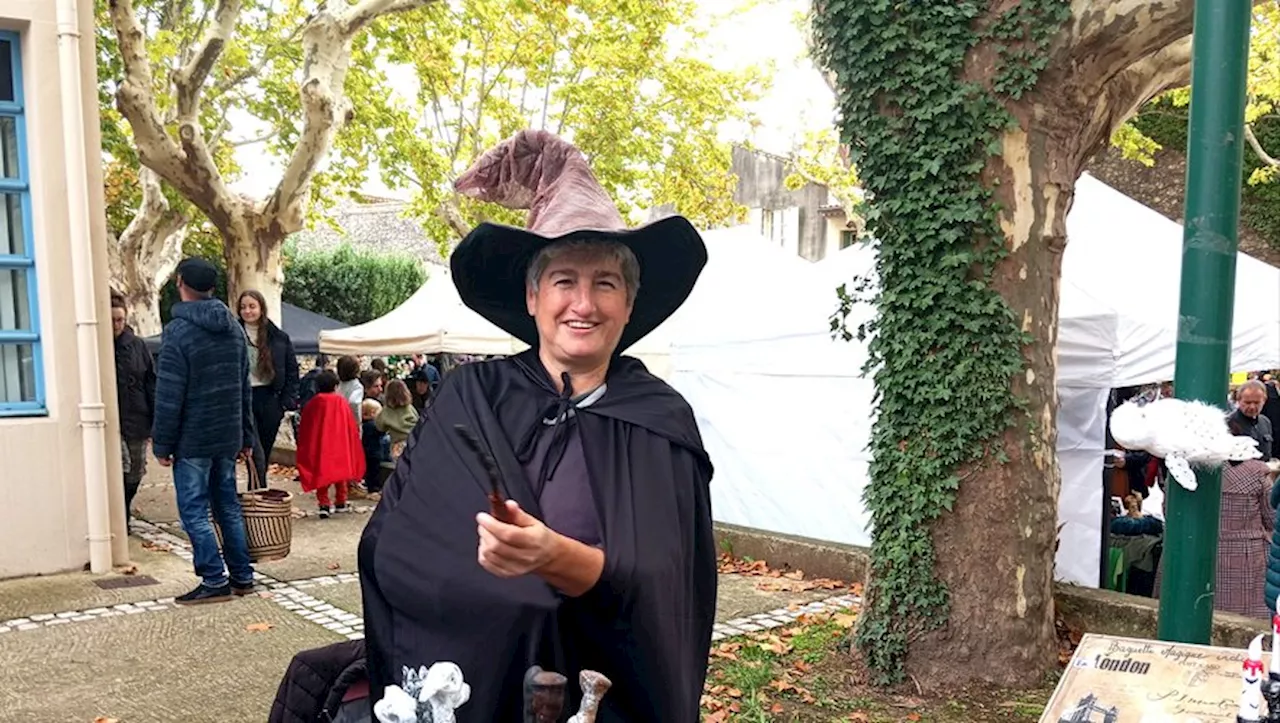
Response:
[296,369,364,518]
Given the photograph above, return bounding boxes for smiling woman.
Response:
[357,129,717,722]
[523,239,638,391]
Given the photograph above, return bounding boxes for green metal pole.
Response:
[1157,0,1253,644]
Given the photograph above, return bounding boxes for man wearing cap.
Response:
[151,257,257,605]
[359,130,716,722]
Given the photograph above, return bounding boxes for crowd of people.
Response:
[293,351,443,516]
[1106,372,1280,620]
[108,256,452,605]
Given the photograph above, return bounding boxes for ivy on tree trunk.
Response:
[812,0,1213,688]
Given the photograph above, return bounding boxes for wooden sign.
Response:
[1042,633,1248,722]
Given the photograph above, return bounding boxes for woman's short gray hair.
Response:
[526,238,641,302]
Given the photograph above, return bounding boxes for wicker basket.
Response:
[212,488,294,563]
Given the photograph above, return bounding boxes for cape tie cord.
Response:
[452,423,513,523]
[535,372,577,492]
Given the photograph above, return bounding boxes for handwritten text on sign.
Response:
[1041,633,1251,722]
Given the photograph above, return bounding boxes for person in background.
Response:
[405,367,431,412]
[360,368,385,404]
[290,354,330,443]
[1219,458,1276,618]
[297,354,330,413]
[420,353,441,392]
[360,398,387,497]
[336,355,363,426]
[1109,493,1163,597]
[152,257,256,604]
[375,379,420,463]
[1109,494,1163,536]
[370,358,388,376]
[111,293,156,528]
[237,290,300,487]
[1261,372,1280,459]
[1232,380,1274,462]
[296,369,364,519]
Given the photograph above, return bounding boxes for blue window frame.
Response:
[0,32,43,417]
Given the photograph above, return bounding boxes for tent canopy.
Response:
[1059,174,1280,387]
[144,302,347,355]
[318,266,526,357]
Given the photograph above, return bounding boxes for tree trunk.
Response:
[223,226,286,325]
[909,124,1070,687]
[894,0,1208,687]
[107,168,189,336]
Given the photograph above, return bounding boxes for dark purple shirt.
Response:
[521,401,602,547]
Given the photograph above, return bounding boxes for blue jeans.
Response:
[172,457,254,588]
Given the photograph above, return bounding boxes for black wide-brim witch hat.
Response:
[450,130,707,354]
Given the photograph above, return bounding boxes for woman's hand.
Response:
[476,500,557,578]
[476,499,605,596]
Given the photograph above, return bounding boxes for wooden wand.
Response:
[452,423,513,523]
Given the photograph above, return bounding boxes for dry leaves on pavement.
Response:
[716,553,861,594]
[245,622,274,633]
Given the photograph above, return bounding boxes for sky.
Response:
[226,0,836,199]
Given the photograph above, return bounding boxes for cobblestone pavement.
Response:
[0,462,858,722]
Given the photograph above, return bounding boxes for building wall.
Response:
[730,146,830,261]
[0,0,123,578]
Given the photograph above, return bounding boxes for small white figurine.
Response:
[1241,633,1267,722]
[1109,398,1261,491]
[372,683,419,723]
[421,661,471,723]
[372,662,470,723]
[567,670,611,723]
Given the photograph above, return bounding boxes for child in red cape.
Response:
[296,369,365,518]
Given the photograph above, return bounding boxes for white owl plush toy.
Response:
[1109,398,1262,491]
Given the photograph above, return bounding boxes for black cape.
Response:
[359,350,716,722]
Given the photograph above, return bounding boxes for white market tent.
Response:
[1054,174,1280,585]
[669,173,1280,587]
[319,266,526,357]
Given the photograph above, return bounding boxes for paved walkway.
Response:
[0,463,857,722]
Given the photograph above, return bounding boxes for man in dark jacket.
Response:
[152,258,256,605]
[110,294,156,527]
[1231,380,1274,462]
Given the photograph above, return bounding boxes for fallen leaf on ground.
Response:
[245,622,274,632]
[847,713,870,722]
[833,612,858,629]
[771,702,785,713]
[141,540,170,552]
[113,564,139,575]
[327,562,341,570]
[768,678,796,693]
[92,717,119,723]
[906,714,922,722]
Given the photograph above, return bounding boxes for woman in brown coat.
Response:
[1216,459,1276,618]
